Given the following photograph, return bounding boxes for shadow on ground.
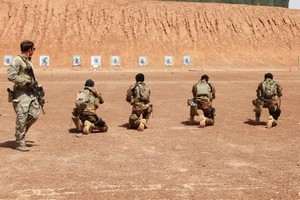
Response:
[119,123,130,129]
[244,119,267,126]
[68,128,81,134]
[181,120,198,126]
[0,140,36,149]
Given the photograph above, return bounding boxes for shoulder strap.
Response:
[207,82,213,92]
[132,83,139,92]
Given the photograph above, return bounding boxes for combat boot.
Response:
[15,141,30,152]
[266,116,275,129]
[199,115,206,128]
[255,116,260,124]
[189,116,195,124]
[99,124,108,132]
[138,119,147,132]
[205,118,214,126]
[83,121,95,134]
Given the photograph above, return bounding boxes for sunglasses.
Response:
[32,47,36,51]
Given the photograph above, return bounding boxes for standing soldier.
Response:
[252,73,282,128]
[7,40,45,151]
[72,79,108,137]
[126,73,152,131]
[189,74,216,128]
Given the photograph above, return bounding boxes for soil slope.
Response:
[0,0,300,69]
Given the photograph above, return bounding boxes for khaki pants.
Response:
[79,113,108,132]
[190,96,215,125]
[13,98,40,145]
[252,97,281,120]
[129,102,152,129]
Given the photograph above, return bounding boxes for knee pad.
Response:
[204,108,215,120]
[270,108,281,120]
[94,118,106,127]
[129,114,139,127]
[99,124,108,132]
[129,114,139,121]
[253,107,261,113]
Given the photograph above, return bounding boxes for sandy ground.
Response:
[0,67,299,199]
[0,0,299,199]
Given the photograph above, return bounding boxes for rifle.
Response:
[25,66,46,114]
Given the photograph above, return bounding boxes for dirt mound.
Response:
[0,0,299,69]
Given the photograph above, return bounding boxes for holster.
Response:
[187,99,196,107]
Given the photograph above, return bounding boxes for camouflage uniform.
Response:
[7,54,40,148]
[190,80,216,126]
[126,82,152,131]
[73,86,108,134]
[252,77,282,127]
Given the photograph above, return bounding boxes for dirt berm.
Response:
[0,0,299,69]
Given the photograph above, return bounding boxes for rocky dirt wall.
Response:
[0,0,299,69]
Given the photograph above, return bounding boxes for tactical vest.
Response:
[133,82,150,102]
[261,79,278,99]
[13,55,33,88]
[196,81,212,98]
[76,87,101,114]
[84,90,97,113]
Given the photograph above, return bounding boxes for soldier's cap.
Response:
[85,79,94,87]
[264,73,273,79]
[201,74,209,81]
[135,73,144,82]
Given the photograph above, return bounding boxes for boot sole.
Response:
[138,123,145,131]
[199,121,205,128]
[199,117,206,128]
[266,117,274,129]
[15,147,30,152]
[83,128,90,134]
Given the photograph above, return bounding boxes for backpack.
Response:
[134,83,150,102]
[196,81,212,98]
[261,79,277,99]
[75,89,90,112]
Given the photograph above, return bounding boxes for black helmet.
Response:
[264,73,273,80]
[201,74,209,81]
[85,79,94,87]
[135,73,145,82]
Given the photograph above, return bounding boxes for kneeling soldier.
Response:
[189,74,216,128]
[72,79,108,137]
